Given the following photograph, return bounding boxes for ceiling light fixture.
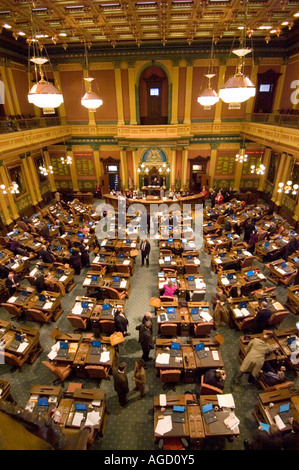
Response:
[197,36,219,108]
[81,42,103,111]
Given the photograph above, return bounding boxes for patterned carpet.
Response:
[0,200,298,451]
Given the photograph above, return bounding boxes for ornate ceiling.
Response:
[0,0,299,59]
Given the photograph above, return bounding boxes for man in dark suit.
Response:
[39,246,55,264]
[244,424,282,450]
[112,362,129,406]
[140,320,154,362]
[114,308,130,336]
[203,369,226,391]
[69,249,82,275]
[282,419,299,450]
[253,301,273,333]
[140,238,151,267]
[5,271,20,297]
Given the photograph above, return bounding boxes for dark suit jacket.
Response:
[112,368,129,395]
[5,275,20,296]
[114,313,128,333]
[203,369,225,390]
[282,431,299,450]
[69,253,82,270]
[140,241,151,256]
[251,429,282,450]
[39,249,54,264]
[139,327,154,352]
[254,308,272,333]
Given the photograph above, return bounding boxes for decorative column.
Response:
[272,61,287,114]
[171,60,179,125]
[114,63,125,126]
[275,154,293,207]
[272,153,288,204]
[26,152,42,203]
[20,153,38,206]
[233,145,244,191]
[120,147,127,191]
[92,146,102,183]
[181,147,189,191]
[245,59,259,116]
[52,63,66,120]
[0,161,19,220]
[170,148,176,189]
[132,148,138,190]
[43,147,56,192]
[214,60,226,123]
[0,59,15,116]
[6,62,21,115]
[183,60,193,125]
[208,143,219,189]
[258,147,271,192]
[66,146,79,193]
[128,61,137,125]
[0,189,13,225]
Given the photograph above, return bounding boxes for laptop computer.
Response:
[170,342,181,358]
[191,307,200,321]
[168,238,174,244]
[90,340,102,355]
[188,275,195,286]
[78,232,84,238]
[81,301,90,315]
[90,275,98,285]
[10,333,23,349]
[56,341,69,357]
[279,403,292,424]
[164,256,171,265]
[195,342,208,359]
[102,303,111,315]
[36,397,49,414]
[202,402,218,425]
[166,307,176,320]
[281,261,293,273]
[113,276,120,287]
[239,301,247,309]
[246,270,257,280]
[35,294,46,308]
[74,402,87,418]
[18,290,28,302]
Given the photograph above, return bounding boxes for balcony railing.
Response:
[248,112,299,129]
[0,115,67,133]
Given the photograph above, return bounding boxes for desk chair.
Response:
[160,295,175,303]
[162,268,177,276]
[193,322,213,337]
[100,319,116,334]
[16,221,29,232]
[102,287,126,300]
[0,236,7,247]
[85,365,110,380]
[237,316,255,332]
[240,256,254,269]
[216,215,225,225]
[160,249,172,256]
[160,323,177,337]
[25,308,52,324]
[1,303,23,321]
[25,276,37,287]
[67,315,88,332]
[4,351,27,371]
[184,265,199,275]
[252,286,276,297]
[160,369,181,391]
[200,374,223,395]
[48,280,65,296]
[64,382,83,398]
[158,437,188,450]
[41,361,72,386]
[268,311,289,327]
[257,376,294,393]
[191,291,205,302]
[115,264,131,275]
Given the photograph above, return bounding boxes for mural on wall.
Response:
[141,148,167,163]
[9,165,25,197]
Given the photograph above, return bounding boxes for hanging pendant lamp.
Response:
[28,57,63,108]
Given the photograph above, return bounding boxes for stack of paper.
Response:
[72,412,84,427]
[218,394,235,409]
[86,411,101,426]
[59,275,67,282]
[8,296,17,304]
[258,273,266,279]
[155,415,172,436]
[212,350,219,361]
[44,301,53,310]
[215,258,222,264]
[222,278,230,286]
[274,415,286,430]
[156,353,170,365]
[273,302,284,311]
[93,256,100,263]
[201,311,212,322]
[277,268,286,275]
[240,308,250,317]
[101,240,107,246]
[233,308,243,318]
[100,351,110,363]
[123,260,130,265]
[85,278,91,285]
[224,412,239,431]
[120,280,127,288]
[194,259,200,265]
[17,342,28,353]
[159,394,167,407]
[72,303,83,315]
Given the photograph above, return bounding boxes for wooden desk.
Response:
[237,333,286,366]
[211,252,239,273]
[25,290,63,322]
[154,395,190,440]
[0,379,15,403]
[90,299,125,336]
[155,338,183,375]
[267,258,298,286]
[285,285,299,315]
[6,286,36,309]
[199,395,240,438]
[46,266,76,294]
[49,332,82,366]
[24,384,63,414]
[1,324,43,368]
[273,328,299,368]
[191,338,223,370]
[73,341,116,378]
[254,389,297,434]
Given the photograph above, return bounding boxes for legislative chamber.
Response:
[0,0,298,455]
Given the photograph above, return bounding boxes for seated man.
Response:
[244,424,282,450]
[203,369,226,391]
[258,363,286,387]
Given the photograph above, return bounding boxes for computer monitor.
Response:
[118,253,125,259]
[39,294,46,301]
[191,308,199,315]
[195,342,204,351]
[168,238,173,243]
[202,402,213,413]
[81,301,89,309]
[15,333,22,342]
[59,342,68,350]
[239,301,247,308]
[75,403,87,412]
[113,276,120,283]
[126,239,131,244]
[167,307,175,314]
[37,397,49,406]
[208,223,212,227]
[102,304,110,310]
[164,256,171,262]
[228,273,234,280]
[219,252,226,258]
[188,276,195,282]
[227,233,232,238]
[38,265,44,271]
[21,290,28,297]
[171,342,180,350]
[78,232,83,238]
[187,255,193,260]
[246,270,254,277]
[91,275,98,281]
[92,340,101,348]
[281,261,287,269]
[100,254,105,259]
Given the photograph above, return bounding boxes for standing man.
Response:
[5,271,20,297]
[140,320,154,363]
[140,238,151,268]
[112,362,129,407]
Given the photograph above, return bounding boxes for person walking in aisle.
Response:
[140,238,151,267]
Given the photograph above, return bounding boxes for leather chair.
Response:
[160,250,172,256]
[193,322,213,337]
[1,303,23,321]
[24,276,37,287]
[115,264,131,275]
[268,311,289,327]
[238,316,255,332]
[160,369,181,391]
[200,374,223,395]
[191,291,205,302]
[257,376,294,392]
[3,351,27,370]
[25,308,52,324]
[85,365,110,380]
[184,264,199,275]
[41,361,72,385]
[160,295,175,303]
[240,256,254,269]
[67,315,88,331]
[100,319,116,334]
[162,268,177,276]
[158,437,187,450]
[16,221,29,232]
[102,287,126,300]
[160,323,177,337]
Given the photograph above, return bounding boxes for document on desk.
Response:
[200,311,212,322]
[155,415,172,436]
[156,353,170,365]
[218,394,235,409]
[84,277,91,285]
[101,240,107,246]
[17,342,29,353]
[277,268,286,275]
[224,412,239,431]
[274,414,286,431]
[233,308,243,318]
[72,304,83,315]
[194,258,200,265]
[30,268,38,276]
[257,273,266,280]
[123,260,130,265]
[43,301,53,310]
[86,410,100,426]
[240,308,250,317]
[207,240,214,245]
[72,412,84,427]
[11,263,19,269]
[120,280,127,288]
[222,278,230,286]
[93,256,100,263]
[214,258,222,264]
[159,394,167,407]
[100,351,110,363]
[243,251,252,256]
[273,302,284,311]
[59,275,68,282]
[212,350,219,361]
[8,296,18,303]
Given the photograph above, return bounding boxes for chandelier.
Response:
[197,37,219,107]
[81,42,103,111]
[39,163,53,176]
[235,150,248,163]
[278,181,299,195]
[219,1,256,104]
[28,57,64,108]
[0,181,19,195]
[251,163,266,175]
[60,154,72,165]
